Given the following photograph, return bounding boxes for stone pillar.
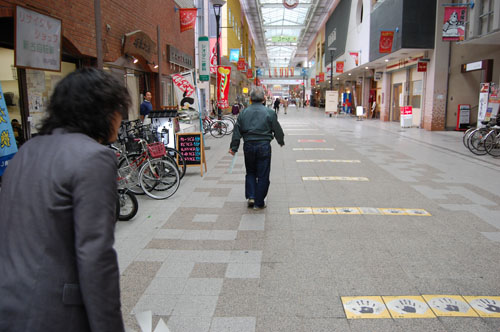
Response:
[422,0,450,130]
[380,70,391,121]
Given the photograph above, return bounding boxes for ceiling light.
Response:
[348,73,351,76]
[365,67,369,69]
[385,59,389,62]
[133,56,138,64]
[337,78,340,80]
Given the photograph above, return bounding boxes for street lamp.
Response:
[211,0,226,120]
[328,47,336,91]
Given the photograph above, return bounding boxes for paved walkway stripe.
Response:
[296,159,360,163]
[383,296,436,318]
[289,207,431,216]
[302,176,369,181]
[342,296,392,319]
[422,295,479,317]
[293,148,335,151]
[463,296,500,317]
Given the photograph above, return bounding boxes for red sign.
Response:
[336,61,344,73]
[217,66,231,109]
[417,61,428,72]
[179,8,197,32]
[237,57,246,71]
[379,31,394,53]
[247,68,253,79]
[442,6,466,41]
[311,78,315,86]
[349,52,359,66]
[400,106,413,116]
[209,38,220,74]
[319,72,325,83]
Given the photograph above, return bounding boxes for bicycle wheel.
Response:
[484,131,500,157]
[462,127,474,148]
[118,153,145,195]
[210,121,228,138]
[468,128,489,155]
[221,116,235,135]
[165,147,187,179]
[139,159,180,199]
[117,189,138,221]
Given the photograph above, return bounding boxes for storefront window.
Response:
[410,80,422,108]
[0,48,21,136]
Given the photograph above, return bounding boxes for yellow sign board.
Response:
[422,295,478,317]
[243,87,249,93]
[342,296,391,319]
[463,296,500,317]
[383,296,435,318]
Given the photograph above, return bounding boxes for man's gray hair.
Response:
[250,86,265,103]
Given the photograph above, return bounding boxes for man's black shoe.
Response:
[247,199,255,207]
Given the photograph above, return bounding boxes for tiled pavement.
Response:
[116,106,500,332]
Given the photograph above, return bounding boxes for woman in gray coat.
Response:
[0,68,131,331]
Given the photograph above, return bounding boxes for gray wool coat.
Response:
[0,128,124,332]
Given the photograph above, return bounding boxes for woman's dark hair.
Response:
[39,67,131,142]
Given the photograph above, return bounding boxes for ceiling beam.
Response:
[263,25,305,29]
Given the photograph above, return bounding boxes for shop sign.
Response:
[123,30,156,63]
[417,61,428,72]
[0,82,18,176]
[198,37,209,81]
[172,71,199,114]
[336,61,344,73]
[374,71,383,81]
[243,87,249,94]
[442,6,466,41]
[271,36,297,42]
[237,57,246,71]
[167,44,194,68]
[229,49,240,62]
[456,104,470,130]
[15,6,62,71]
[247,68,253,79]
[179,8,197,32]
[379,31,394,53]
[217,66,231,109]
[319,72,325,83]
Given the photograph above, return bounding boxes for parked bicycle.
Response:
[202,116,228,138]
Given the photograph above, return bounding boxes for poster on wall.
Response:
[172,71,200,118]
[15,6,62,71]
[442,6,466,41]
[217,66,231,109]
[0,82,18,176]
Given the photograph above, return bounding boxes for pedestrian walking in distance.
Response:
[273,97,281,114]
[229,86,285,209]
[0,67,131,332]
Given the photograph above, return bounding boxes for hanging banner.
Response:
[319,72,325,83]
[379,31,394,53]
[217,66,231,109]
[311,78,316,86]
[349,52,359,66]
[237,57,246,71]
[0,82,18,176]
[268,69,272,77]
[179,8,197,32]
[274,68,278,77]
[280,68,283,77]
[290,67,295,76]
[15,6,62,71]
[209,38,219,74]
[172,71,199,115]
[442,6,466,41]
[246,68,253,79]
[198,36,209,81]
[336,61,344,73]
[477,83,490,127]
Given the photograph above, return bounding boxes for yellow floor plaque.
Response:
[359,207,382,215]
[379,208,408,216]
[289,207,313,215]
[312,207,337,215]
[342,296,391,319]
[463,296,500,317]
[405,209,432,216]
[422,295,478,317]
[383,296,436,318]
[336,207,361,215]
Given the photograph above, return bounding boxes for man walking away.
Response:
[273,97,280,114]
[283,98,288,114]
[229,87,285,210]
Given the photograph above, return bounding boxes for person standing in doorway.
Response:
[229,87,285,210]
[0,68,131,332]
[140,91,153,123]
[273,97,281,115]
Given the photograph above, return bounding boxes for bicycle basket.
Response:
[117,165,139,189]
[147,142,166,158]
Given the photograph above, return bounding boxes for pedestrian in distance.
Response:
[283,98,288,114]
[229,86,285,210]
[0,67,131,332]
[273,97,281,114]
[140,90,152,123]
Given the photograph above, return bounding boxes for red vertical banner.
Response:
[268,69,272,77]
[179,8,197,32]
[349,52,359,66]
[217,66,231,109]
[311,78,316,86]
[246,68,253,79]
[209,38,220,74]
[442,6,466,41]
[319,72,325,82]
[237,57,246,71]
[379,31,394,53]
[280,68,283,77]
[290,67,294,76]
[274,68,277,77]
[336,61,344,73]
[417,61,428,72]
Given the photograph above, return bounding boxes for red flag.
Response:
[274,68,277,77]
[280,68,283,77]
[209,38,219,74]
[319,72,325,83]
[217,66,231,109]
[379,31,394,53]
[442,6,466,41]
[336,61,344,73]
[311,78,315,86]
[290,68,294,76]
[179,8,197,32]
[247,68,253,79]
[269,69,271,77]
[349,52,359,66]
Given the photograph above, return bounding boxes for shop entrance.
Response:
[391,83,402,122]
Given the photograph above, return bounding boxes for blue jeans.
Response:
[243,141,271,207]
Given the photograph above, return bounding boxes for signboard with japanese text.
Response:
[15,6,61,71]
[456,104,470,130]
[179,8,197,32]
[217,66,231,109]
[198,37,209,81]
[477,83,490,127]
[349,52,359,66]
[0,82,18,176]
[417,61,428,72]
[325,90,339,115]
[167,45,194,69]
[171,71,200,116]
[124,30,156,63]
[209,38,218,74]
[442,6,466,41]
[176,132,207,176]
